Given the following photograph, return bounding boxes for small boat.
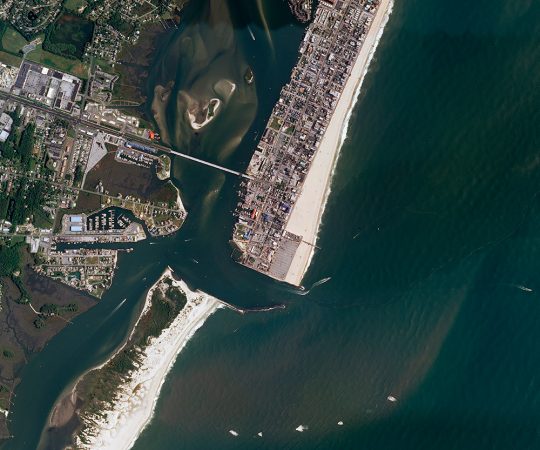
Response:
[387,395,397,402]
[516,285,533,292]
[229,430,239,437]
[295,425,308,432]
[337,421,344,426]
[247,26,256,41]
[257,432,263,437]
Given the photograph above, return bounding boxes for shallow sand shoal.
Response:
[283,0,395,286]
[76,269,222,450]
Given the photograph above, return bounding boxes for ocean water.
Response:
[5,0,540,448]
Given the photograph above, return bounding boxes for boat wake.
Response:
[293,277,332,296]
[100,298,128,326]
[256,0,274,55]
[511,284,533,293]
[502,283,533,293]
[247,25,256,41]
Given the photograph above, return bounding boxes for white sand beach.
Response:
[284,0,395,286]
[75,268,222,450]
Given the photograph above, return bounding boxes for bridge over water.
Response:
[168,149,253,180]
[0,90,252,179]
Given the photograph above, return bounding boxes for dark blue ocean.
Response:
[6,0,540,448]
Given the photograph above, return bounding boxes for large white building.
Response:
[0,112,13,143]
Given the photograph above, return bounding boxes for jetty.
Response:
[218,299,286,315]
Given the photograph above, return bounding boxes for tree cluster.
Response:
[0,243,22,277]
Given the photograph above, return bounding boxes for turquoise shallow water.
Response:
[5,0,540,448]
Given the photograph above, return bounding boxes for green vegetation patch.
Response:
[0,179,49,228]
[106,11,136,36]
[27,43,88,78]
[284,125,295,136]
[77,279,187,418]
[2,349,14,359]
[1,25,28,54]
[0,50,22,67]
[0,243,22,277]
[153,180,179,207]
[43,13,94,60]
[269,116,283,131]
[63,0,89,13]
[0,384,10,410]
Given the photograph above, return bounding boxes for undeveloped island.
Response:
[41,267,222,450]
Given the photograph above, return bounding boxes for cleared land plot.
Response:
[27,43,88,78]
[63,0,88,12]
[0,50,22,67]
[1,26,28,54]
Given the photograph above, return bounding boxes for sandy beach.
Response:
[74,268,222,450]
[284,0,395,286]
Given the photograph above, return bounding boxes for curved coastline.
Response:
[283,0,395,285]
[44,267,222,450]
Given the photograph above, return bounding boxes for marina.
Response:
[4,0,540,449]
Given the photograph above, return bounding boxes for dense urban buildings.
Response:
[232,0,383,284]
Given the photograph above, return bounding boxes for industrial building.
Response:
[12,61,82,112]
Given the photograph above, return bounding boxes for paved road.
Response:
[168,149,252,179]
[3,170,182,214]
[0,90,251,178]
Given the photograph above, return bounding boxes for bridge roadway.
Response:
[0,90,252,179]
[167,149,252,179]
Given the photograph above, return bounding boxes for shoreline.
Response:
[283,0,395,286]
[44,267,222,450]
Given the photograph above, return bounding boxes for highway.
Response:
[0,90,252,179]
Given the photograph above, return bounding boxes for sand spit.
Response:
[74,268,222,450]
[284,0,395,285]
